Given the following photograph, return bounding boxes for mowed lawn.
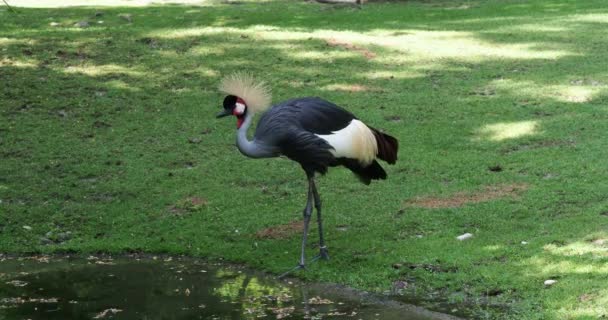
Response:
[1,0,608,318]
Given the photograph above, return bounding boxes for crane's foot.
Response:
[278,264,305,279]
[318,246,330,260]
[278,255,327,279]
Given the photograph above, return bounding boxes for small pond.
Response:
[0,255,459,320]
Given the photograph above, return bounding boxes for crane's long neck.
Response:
[236,111,276,159]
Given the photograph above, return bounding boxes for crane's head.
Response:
[216,73,271,129]
[217,95,247,129]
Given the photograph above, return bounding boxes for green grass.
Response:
[2,0,608,318]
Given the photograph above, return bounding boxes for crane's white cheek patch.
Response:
[315,120,378,165]
[233,102,246,116]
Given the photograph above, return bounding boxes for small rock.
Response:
[57,110,68,117]
[94,11,104,17]
[188,137,202,144]
[335,225,348,232]
[118,14,133,23]
[544,279,557,287]
[49,22,60,27]
[392,263,403,269]
[57,231,72,241]
[456,233,473,241]
[23,225,32,231]
[392,280,408,290]
[98,21,104,24]
[40,237,53,245]
[74,21,90,28]
[521,241,529,245]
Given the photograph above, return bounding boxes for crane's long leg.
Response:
[277,174,321,278]
[311,179,329,260]
[299,175,315,268]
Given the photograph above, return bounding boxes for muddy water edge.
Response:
[0,255,463,320]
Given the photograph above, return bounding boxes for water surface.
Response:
[0,256,458,320]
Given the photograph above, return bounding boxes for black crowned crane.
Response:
[216,73,398,271]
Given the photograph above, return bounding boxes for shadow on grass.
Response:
[2,0,608,318]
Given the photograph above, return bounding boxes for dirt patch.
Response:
[326,38,376,59]
[168,196,208,215]
[405,184,528,209]
[325,83,373,92]
[255,221,303,239]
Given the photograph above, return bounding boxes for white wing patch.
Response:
[315,120,378,165]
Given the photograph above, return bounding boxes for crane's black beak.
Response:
[216,109,231,118]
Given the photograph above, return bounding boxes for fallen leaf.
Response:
[307,296,333,304]
[270,306,295,319]
[6,280,28,287]
[93,308,122,319]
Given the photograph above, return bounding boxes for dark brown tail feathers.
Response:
[371,128,399,164]
[336,158,386,185]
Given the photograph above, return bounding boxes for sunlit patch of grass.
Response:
[0,58,38,68]
[193,66,219,77]
[569,13,608,23]
[476,121,539,141]
[559,86,600,103]
[521,256,608,277]
[492,79,607,103]
[105,79,140,91]
[285,50,358,61]
[9,0,216,7]
[153,26,573,64]
[491,24,569,33]
[321,83,376,92]
[543,233,608,258]
[553,289,608,320]
[363,70,425,80]
[62,64,145,77]
[0,37,33,46]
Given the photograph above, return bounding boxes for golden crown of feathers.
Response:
[219,73,272,113]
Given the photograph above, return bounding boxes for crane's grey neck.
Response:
[236,111,277,159]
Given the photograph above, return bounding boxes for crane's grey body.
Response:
[239,97,353,175]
